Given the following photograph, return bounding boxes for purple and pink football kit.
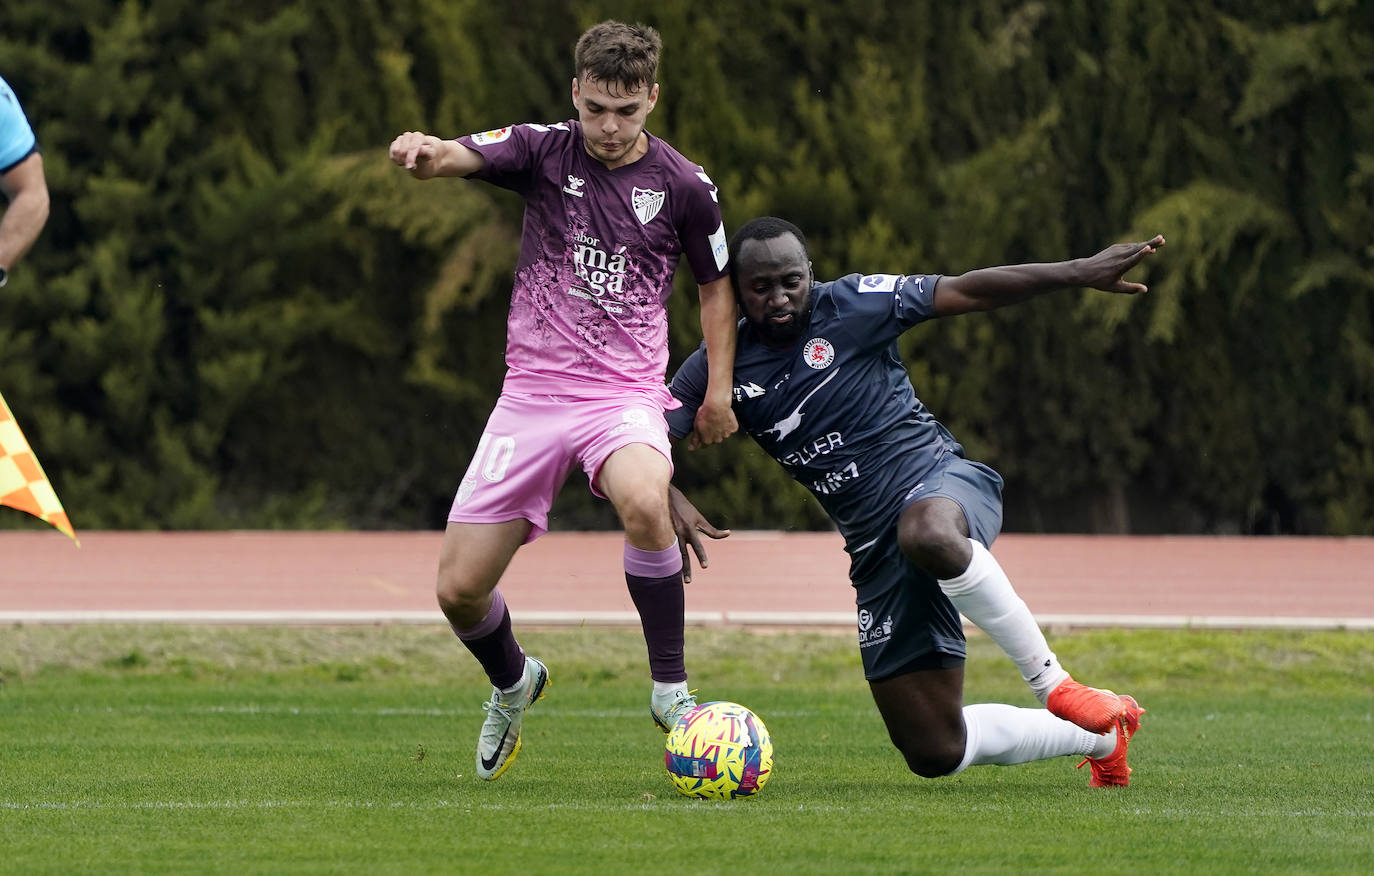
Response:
[449,120,729,540]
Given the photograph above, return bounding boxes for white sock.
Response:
[497,657,530,699]
[953,703,1110,774]
[938,539,1068,703]
[1091,727,1117,759]
[653,680,688,698]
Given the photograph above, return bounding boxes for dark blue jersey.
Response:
[667,273,966,550]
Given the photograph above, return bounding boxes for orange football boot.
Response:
[1047,677,1125,734]
[1078,694,1145,787]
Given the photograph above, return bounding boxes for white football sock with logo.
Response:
[653,680,688,698]
[952,703,1112,773]
[937,538,1069,703]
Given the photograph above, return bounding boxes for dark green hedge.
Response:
[1,0,1369,533]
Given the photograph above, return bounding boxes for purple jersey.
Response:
[457,121,728,403]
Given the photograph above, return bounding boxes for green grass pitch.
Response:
[2,625,1371,874]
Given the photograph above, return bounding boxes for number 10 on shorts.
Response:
[470,434,516,483]
[453,433,516,509]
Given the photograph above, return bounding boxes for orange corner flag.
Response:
[0,390,79,545]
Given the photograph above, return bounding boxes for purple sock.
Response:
[624,541,687,683]
[451,589,525,690]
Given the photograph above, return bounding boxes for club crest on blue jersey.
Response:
[632,187,665,224]
[803,338,835,370]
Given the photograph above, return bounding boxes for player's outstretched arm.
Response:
[669,484,730,584]
[387,131,485,179]
[933,235,1166,317]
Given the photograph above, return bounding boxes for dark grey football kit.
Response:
[667,272,1004,679]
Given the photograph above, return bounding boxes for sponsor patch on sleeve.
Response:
[857,274,902,293]
[709,221,728,271]
[469,126,512,145]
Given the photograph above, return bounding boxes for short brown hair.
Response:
[574,21,661,96]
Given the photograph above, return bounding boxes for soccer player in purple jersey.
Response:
[387,21,738,780]
[668,217,1165,787]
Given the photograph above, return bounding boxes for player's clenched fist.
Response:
[389,131,443,177]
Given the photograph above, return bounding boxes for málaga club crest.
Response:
[632,187,665,224]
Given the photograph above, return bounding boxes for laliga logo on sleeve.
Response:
[470,127,512,145]
[803,338,835,370]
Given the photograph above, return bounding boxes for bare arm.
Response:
[0,152,50,273]
[691,274,739,445]
[388,131,486,179]
[933,235,1166,317]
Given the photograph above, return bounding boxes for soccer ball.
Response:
[663,700,773,799]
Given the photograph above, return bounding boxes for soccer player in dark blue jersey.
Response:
[666,217,1165,787]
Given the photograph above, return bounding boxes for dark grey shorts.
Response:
[850,454,1005,681]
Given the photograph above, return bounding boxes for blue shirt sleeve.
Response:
[0,76,38,173]
[829,273,942,347]
[665,344,709,439]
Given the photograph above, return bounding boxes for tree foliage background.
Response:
[1,0,1370,534]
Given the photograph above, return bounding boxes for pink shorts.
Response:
[447,393,674,541]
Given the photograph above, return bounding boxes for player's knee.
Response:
[897,530,966,580]
[886,717,966,779]
[896,511,967,579]
[896,738,965,779]
[434,567,488,615]
[613,488,670,542]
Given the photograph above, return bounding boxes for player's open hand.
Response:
[389,131,443,178]
[669,486,730,584]
[1082,234,1166,295]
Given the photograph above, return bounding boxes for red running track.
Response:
[1,531,1372,628]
